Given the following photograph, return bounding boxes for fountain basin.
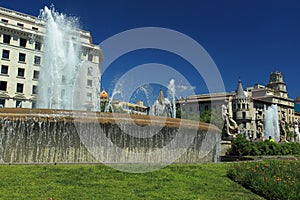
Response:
[0,108,221,164]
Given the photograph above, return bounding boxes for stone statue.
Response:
[294,120,300,143]
[279,111,288,142]
[221,104,228,120]
[222,103,239,139]
[256,121,263,139]
[223,113,239,139]
[279,120,288,142]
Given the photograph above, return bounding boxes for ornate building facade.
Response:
[177,71,297,141]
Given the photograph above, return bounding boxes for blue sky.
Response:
[1,0,300,105]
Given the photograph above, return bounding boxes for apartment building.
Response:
[0,7,103,110]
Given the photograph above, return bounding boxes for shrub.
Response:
[228,134,300,156]
[227,160,300,200]
[227,134,251,156]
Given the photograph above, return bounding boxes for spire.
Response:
[236,80,246,97]
[158,88,164,104]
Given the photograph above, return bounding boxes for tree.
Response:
[176,107,182,118]
[199,109,224,129]
[185,109,224,129]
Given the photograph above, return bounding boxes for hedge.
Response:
[227,134,300,156]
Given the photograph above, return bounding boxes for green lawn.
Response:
[0,163,263,200]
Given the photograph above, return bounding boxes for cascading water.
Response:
[264,104,280,142]
[0,109,221,166]
[37,6,82,110]
[167,79,176,118]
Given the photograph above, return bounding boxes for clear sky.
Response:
[1,0,300,104]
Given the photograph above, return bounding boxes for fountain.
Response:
[131,84,153,108]
[0,108,221,166]
[0,7,221,168]
[151,80,177,118]
[37,6,82,110]
[264,104,280,142]
[167,79,177,118]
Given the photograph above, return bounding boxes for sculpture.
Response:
[222,104,239,139]
[294,120,300,143]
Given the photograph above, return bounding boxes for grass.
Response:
[0,163,263,199]
[228,160,300,200]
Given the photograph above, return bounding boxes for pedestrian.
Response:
[269,136,275,142]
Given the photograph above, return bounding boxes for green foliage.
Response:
[228,134,252,156]
[0,164,263,199]
[100,101,112,112]
[203,109,224,129]
[176,107,182,118]
[228,134,300,156]
[188,109,224,129]
[188,112,200,121]
[228,160,300,200]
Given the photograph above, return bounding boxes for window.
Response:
[17,68,25,77]
[16,100,22,108]
[20,38,26,47]
[34,56,41,65]
[19,53,26,62]
[17,23,24,27]
[33,70,39,79]
[0,99,5,107]
[32,85,38,94]
[87,67,93,76]
[242,112,246,119]
[1,19,8,23]
[16,83,23,93]
[0,81,7,91]
[88,54,93,62]
[86,93,92,101]
[32,102,36,109]
[3,34,10,44]
[87,79,92,87]
[2,49,9,59]
[32,27,38,31]
[242,104,245,109]
[1,65,8,74]
[35,42,41,50]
